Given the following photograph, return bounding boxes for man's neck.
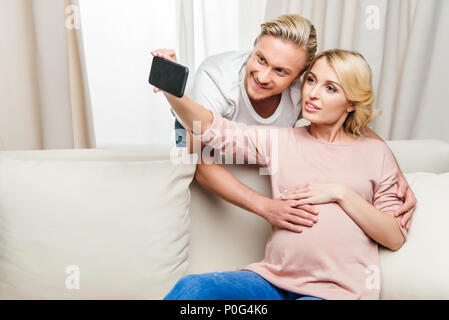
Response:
[249,94,282,119]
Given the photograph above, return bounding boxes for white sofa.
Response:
[0,139,449,300]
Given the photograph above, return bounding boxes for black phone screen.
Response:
[149,56,189,98]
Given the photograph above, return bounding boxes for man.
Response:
[152,14,416,233]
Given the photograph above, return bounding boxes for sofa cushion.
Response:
[0,149,196,299]
[379,172,449,299]
[386,140,449,173]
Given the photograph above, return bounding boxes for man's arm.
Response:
[188,130,319,233]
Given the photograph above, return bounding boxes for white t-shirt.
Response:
[172,50,304,128]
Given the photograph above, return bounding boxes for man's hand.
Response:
[150,49,178,93]
[394,172,416,230]
[259,198,319,233]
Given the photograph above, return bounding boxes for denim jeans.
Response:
[175,119,187,147]
[163,270,323,300]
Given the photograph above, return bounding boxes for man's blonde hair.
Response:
[304,49,374,137]
[254,14,317,68]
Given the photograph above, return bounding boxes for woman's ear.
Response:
[347,103,356,113]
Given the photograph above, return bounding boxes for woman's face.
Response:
[245,35,307,101]
[301,57,355,125]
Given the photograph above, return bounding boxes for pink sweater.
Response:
[200,113,407,300]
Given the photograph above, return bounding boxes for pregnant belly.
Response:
[264,203,375,272]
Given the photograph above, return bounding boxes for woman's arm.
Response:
[336,186,406,251]
[283,181,406,251]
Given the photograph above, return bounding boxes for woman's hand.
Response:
[280,182,345,206]
[394,171,417,230]
[150,48,178,93]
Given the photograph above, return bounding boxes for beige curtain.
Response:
[0,0,94,150]
[265,0,449,142]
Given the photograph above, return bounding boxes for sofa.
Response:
[0,139,448,300]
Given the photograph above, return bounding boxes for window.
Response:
[79,0,179,147]
[79,0,265,148]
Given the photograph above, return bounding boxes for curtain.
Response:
[0,0,94,150]
[264,0,449,142]
[176,0,267,93]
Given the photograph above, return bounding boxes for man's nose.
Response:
[257,68,271,84]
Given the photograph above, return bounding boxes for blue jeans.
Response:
[163,270,323,300]
[175,119,187,147]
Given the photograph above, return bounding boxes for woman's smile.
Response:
[304,100,321,112]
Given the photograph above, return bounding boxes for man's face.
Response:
[244,35,308,101]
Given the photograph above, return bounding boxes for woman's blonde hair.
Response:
[303,49,374,137]
[252,14,317,69]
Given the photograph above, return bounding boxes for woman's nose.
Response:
[309,85,320,99]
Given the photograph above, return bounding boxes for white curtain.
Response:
[176,0,267,93]
[0,0,94,150]
[264,0,449,142]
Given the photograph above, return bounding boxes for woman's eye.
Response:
[306,77,315,83]
[326,85,336,93]
[258,56,265,64]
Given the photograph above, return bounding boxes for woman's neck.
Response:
[308,123,356,144]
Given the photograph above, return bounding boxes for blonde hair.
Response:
[303,49,374,137]
[252,14,317,69]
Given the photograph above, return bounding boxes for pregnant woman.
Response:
[158,49,407,300]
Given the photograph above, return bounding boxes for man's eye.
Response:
[275,68,285,74]
[258,56,265,63]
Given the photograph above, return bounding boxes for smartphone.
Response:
[149,56,189,98]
